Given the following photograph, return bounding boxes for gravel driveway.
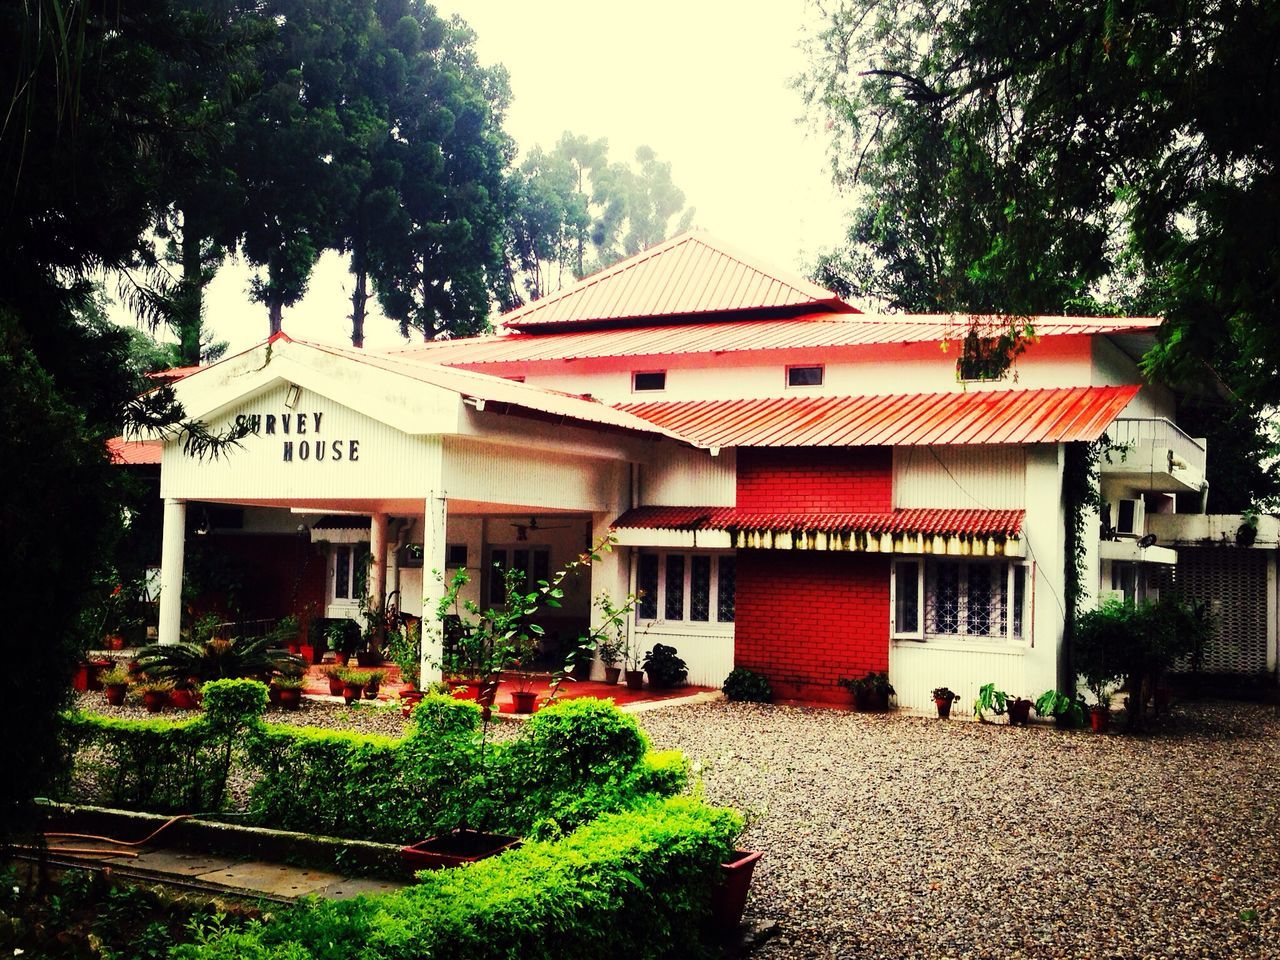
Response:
[639,700,1280,960]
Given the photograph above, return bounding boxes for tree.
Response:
[798,0,1280,503]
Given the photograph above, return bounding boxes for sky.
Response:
[166,0,851,354]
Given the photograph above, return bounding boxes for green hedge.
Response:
[60,679,265,812]
[169,796,742,960]
[62,689,689,843]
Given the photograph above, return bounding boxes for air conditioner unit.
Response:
[1114,498,1145,537]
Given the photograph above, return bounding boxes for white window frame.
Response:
[892,557,1031,645]
[329,542,369,604]
[785,364,824,388]
[631,370,667,393]
[634,550,735,629]
[485,545,551,606]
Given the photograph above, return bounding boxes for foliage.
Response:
[838,672,895,696]
[722,668,773,703]
[60,680,265,811]
[171,796,740,960]
[973,683,1010,721]
[137,634,301,685]
[385,620,422,689]
[641,644,689,689]
[1034,690,1086,727]
[931,687,957,702]
[1075,596,1213,723]
[100,666,133,687]
[588,591,636,667]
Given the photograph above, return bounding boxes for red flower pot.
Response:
[934,697,953,719]
[268,683,282,706]
[511,690,538,714]
[170,688,199,710]
[400,690,425,718]
[106,635,125,651]
[400,830,521,872]
[342,682,364,705]
[279,687,302,710]
[142,690,169,713]
[104,683,128,706]
[603,666,622,686]
[363,680,380,700]
[1090,706,1110,733]
[327,675,345,696]
[711,850,763,933]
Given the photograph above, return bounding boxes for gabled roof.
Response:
[612,506,1025,537]
[386,314,1161,368]
[617,385,1140,448]
[498,230,856,330]
[107,437,163,465]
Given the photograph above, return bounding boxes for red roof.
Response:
[385,314,1161,368]
[618,385,1140,448]
[498,231,855,330]
[107,437,162,465]
[146,365,202,385]
[613,506,1024,537]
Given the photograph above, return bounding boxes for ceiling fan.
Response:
[510,516,574,541]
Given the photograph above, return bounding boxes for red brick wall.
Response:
[192,534,327,624]
[736,447,892,514]
[734,549,889,703]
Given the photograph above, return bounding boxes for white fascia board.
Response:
[611,528,734,549]
[157,340,463,438]
[1098,540,1178,565]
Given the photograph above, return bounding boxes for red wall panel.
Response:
[734,549,890,703]
[736,447,892,514]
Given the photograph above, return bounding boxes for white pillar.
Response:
[158,498,187,645]
[369,511,389,636]
[420,493,447,684]
[589,462,631,680]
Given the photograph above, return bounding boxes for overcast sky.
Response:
[154,0,850,354]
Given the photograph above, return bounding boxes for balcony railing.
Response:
[1106,418,1207,478]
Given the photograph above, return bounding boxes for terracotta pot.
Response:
[1007,698,1033,725]
[401,830,521,871]
[72,662,92,692]
[279,687,302,710]
[268,683,282,705]
[142,690,169,713]
[327,675,345,696]
[511,690,538,714]
[603,666,622,686]
[106,635,125,651]
[625,670,645,691]
[934,697,953,719]
[286,642,302,655]
[104,683,128,706]
[711,850,763,934]
[299,644,318,665]
[342,682,365,705]
[856,689,891,712]
[363,679,381,700]
[400,690,424,718]
[170,687,199,710]
[1090,706,1110,733]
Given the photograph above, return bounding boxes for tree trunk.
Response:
[268,297,283,336]
[176,209,205,365]
[350,238,368,348]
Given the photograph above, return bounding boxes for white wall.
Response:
[640,445,736,506]
[893,445,1026,510]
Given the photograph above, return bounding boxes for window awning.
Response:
[611,506,1025,557]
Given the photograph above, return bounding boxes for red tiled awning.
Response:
[107,437,162,465]
[618,385,1139,448]
[612,506,1024,537]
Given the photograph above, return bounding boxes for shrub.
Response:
[642,644,688,688]
[722,667,772,702]
[169,796,742,960]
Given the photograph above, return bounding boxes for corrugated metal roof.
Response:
[613,506,1024,537]
[384,314,1162,368]
[497,231,854,329]
[291,339,688,441]
[617,385,1140,448]
[107,437,162,465]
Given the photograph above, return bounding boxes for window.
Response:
[894,558,1028,642]
[786,364,824,387]
[332,543,369,601]
[632,370,666,392]
[488,547,550,603]
[446,544,468,567]
[635,551,735,624]
[957,332,1010,382]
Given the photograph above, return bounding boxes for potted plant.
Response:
[642,643,688,690]
[388,620,424,712]
[590,590,637,686]
[838,671,895,712]
[973,682,1009,723]
[506,636,542,714]
[1007,695,1033,725]
[1034,689,1086,729]
[274,677,305,710]
[136,679,174,713]
[322,664,346,696]
[338,668,366,705]
[362,669,386,700]
[711,849,765,934]
[1089,692,1112,732]
[101,665,131,706]
[169,680,200,711]
[932,686,957,719]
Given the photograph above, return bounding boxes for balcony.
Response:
[1102,418,1207,495]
